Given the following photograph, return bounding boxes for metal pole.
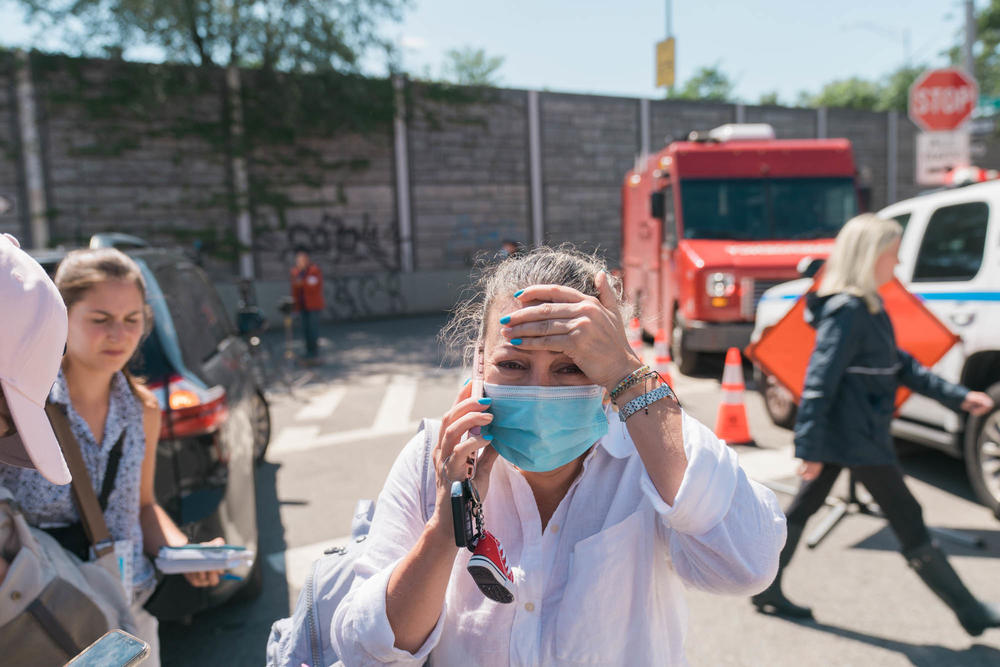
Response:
[528,90,544,247]
[965,0,976,77]
[14,50,48,249]
[639,98,650,158]
[393,75,414,273]
[226,65,255,280]
[887,111,898,205]
[665,0,674,99]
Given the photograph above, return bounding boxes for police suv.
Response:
[752,181,1000,515]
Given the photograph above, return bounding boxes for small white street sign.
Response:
[916,131,971,186]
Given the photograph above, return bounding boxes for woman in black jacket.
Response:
[750,213,999,637]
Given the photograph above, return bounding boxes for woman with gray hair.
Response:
[333,246,786,665]
[750,214,999,636]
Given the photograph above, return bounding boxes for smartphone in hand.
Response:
[463,346,486,477]
[65,630,149,667]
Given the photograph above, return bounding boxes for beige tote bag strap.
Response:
[44,402,114,558]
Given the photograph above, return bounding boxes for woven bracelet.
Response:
[610,365,651,401]
[611,371,660,404]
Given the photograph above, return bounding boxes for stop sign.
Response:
[909,68,978,132]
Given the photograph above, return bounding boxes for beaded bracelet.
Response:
[610,365,651,401]
[619,384,677,422]
[611,371,660,404]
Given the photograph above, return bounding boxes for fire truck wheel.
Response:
[964,381,1000,516]
[671,319,700,376]
[763,374,797,430]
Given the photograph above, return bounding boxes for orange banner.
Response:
[745,277,960,408]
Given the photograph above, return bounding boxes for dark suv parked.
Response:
[33,237,270,620]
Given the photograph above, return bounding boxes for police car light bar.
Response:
[707,123,777,142]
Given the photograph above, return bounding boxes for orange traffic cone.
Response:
[628,317,644,363]
[651,328,674,388]
[714,347,754,446]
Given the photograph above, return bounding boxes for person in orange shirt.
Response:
[290,249,325,362]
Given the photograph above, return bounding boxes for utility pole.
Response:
[964,0,976,77]
[665,0,674,98]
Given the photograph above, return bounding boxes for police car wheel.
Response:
[252,390,272,464]
[964,382,1000,516]
[763,374,797,430]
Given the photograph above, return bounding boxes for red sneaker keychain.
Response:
[451,478,514,603]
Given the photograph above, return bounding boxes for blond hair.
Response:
[818,213,902,313]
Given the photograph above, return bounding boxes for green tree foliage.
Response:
[944,0,1000,97]
[440,46,504,86]
[758,90,781,106]
[669,65,735,102]
[13,0,407,71]
[803,77,881,111]
[877,65,923,112]
[796,66,923,112]
[975,0,1000,96]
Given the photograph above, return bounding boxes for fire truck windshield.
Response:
[678,177,857,241]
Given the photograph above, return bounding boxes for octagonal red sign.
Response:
[909,68,979,132]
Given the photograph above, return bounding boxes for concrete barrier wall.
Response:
[0,52,949,321]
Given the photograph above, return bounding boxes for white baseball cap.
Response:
[0,233,71,485]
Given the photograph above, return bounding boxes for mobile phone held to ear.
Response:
[471,346,484,403]
[462,346,486,478]
[65,629,150,667]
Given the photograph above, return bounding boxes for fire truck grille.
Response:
[753,280,785,308]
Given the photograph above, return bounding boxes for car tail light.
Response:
[148,375,228,439]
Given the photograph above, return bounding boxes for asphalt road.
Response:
[160,314,1000,666]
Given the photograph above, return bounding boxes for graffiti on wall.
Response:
[254,210,406,317]
[324,272,405,319]
[257,211,400,270]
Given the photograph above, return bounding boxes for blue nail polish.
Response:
[463,378,471,386]
[511,338,522,346]
[477,397,492,405]
[221,573,243,581]
[499,315,511,325]
[513,289,524,298]
[482,433,494,441]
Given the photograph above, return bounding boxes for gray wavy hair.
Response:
[441,244,630,366]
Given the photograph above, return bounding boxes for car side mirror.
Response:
[797,256,825,278]
[650,191,666,220]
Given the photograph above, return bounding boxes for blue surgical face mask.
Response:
[483,382,609,472]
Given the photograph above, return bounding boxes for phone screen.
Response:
[65,630,150,667]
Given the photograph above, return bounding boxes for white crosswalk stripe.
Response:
[294,386,347,421]
[300,421,422,449]
[267,425,321,456]
[372,374,418,431]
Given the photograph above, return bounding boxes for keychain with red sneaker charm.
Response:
[449,346,515,604]
[450,477,514,603]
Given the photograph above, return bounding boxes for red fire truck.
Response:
[622,123,859,374]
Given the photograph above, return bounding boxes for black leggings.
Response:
[784,463,931,553]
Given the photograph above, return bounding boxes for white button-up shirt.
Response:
[334,410,786,666]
